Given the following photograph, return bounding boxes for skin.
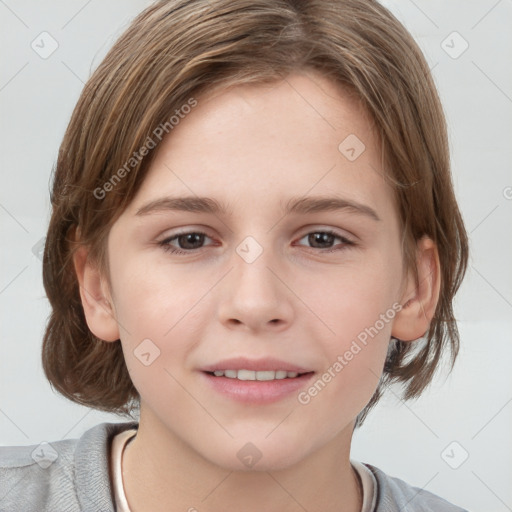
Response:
[74,70,440,512]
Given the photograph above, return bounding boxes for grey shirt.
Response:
[0,421,468,511]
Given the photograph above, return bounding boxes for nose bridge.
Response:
[232,233,281,302]
[216,233,293,329]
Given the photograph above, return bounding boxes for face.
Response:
[103,71,407,471]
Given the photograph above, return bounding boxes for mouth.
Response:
[199,357,316,403]
[203,369,315,380]
[200,369,316,404]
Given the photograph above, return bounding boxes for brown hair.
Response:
[42,0,468,426]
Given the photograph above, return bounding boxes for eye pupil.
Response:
[310,232,334,248]
[179,233,204,249]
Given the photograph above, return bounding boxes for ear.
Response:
[391,236,441,342]
[72,243,120,342]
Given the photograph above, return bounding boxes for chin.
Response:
[201,438,311,473]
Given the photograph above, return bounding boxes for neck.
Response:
[121,411,362,512]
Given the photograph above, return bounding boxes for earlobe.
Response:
[72,244,120,342]
[391,236,441,342]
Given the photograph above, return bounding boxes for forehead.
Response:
[126,71,393,221]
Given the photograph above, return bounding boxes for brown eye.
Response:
[308,232,336,249]
[296,230,355,252]
[175,233,206,250]
[159,231,212,254]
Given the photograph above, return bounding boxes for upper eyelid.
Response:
[159,228,213,241]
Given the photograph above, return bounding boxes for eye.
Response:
[295,229,355,253]
[158,230,213,255]
[158,228,355,256]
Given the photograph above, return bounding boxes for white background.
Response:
[1,1,511,511]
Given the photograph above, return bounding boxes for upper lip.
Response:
[200,357,313,373]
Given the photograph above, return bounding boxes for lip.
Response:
[198,357,315,405]
[199,371,315,404]
[200,357,313,373]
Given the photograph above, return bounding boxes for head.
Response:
[42,0,468,464]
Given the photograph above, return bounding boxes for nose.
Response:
[216,245,294,333]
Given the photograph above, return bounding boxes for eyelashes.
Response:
[157,229,356,256]
[159,231,211,255]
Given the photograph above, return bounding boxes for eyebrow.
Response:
[135,195,381,221]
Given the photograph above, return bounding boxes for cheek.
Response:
[296,252,401,339]
[110,262,198,408]
[110,255,200,335]
[318,290,393,402]
[296,274,396,421]
[297,340,388,438]
[295,255,399,398]
[109,257,212,386]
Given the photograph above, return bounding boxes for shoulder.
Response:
[0,420,138,512]
[366,463,470,512]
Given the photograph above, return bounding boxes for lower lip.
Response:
[199,371,316,404]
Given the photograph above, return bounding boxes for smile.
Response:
[208,369,309,380]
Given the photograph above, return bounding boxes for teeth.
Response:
[211,369,302,380]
